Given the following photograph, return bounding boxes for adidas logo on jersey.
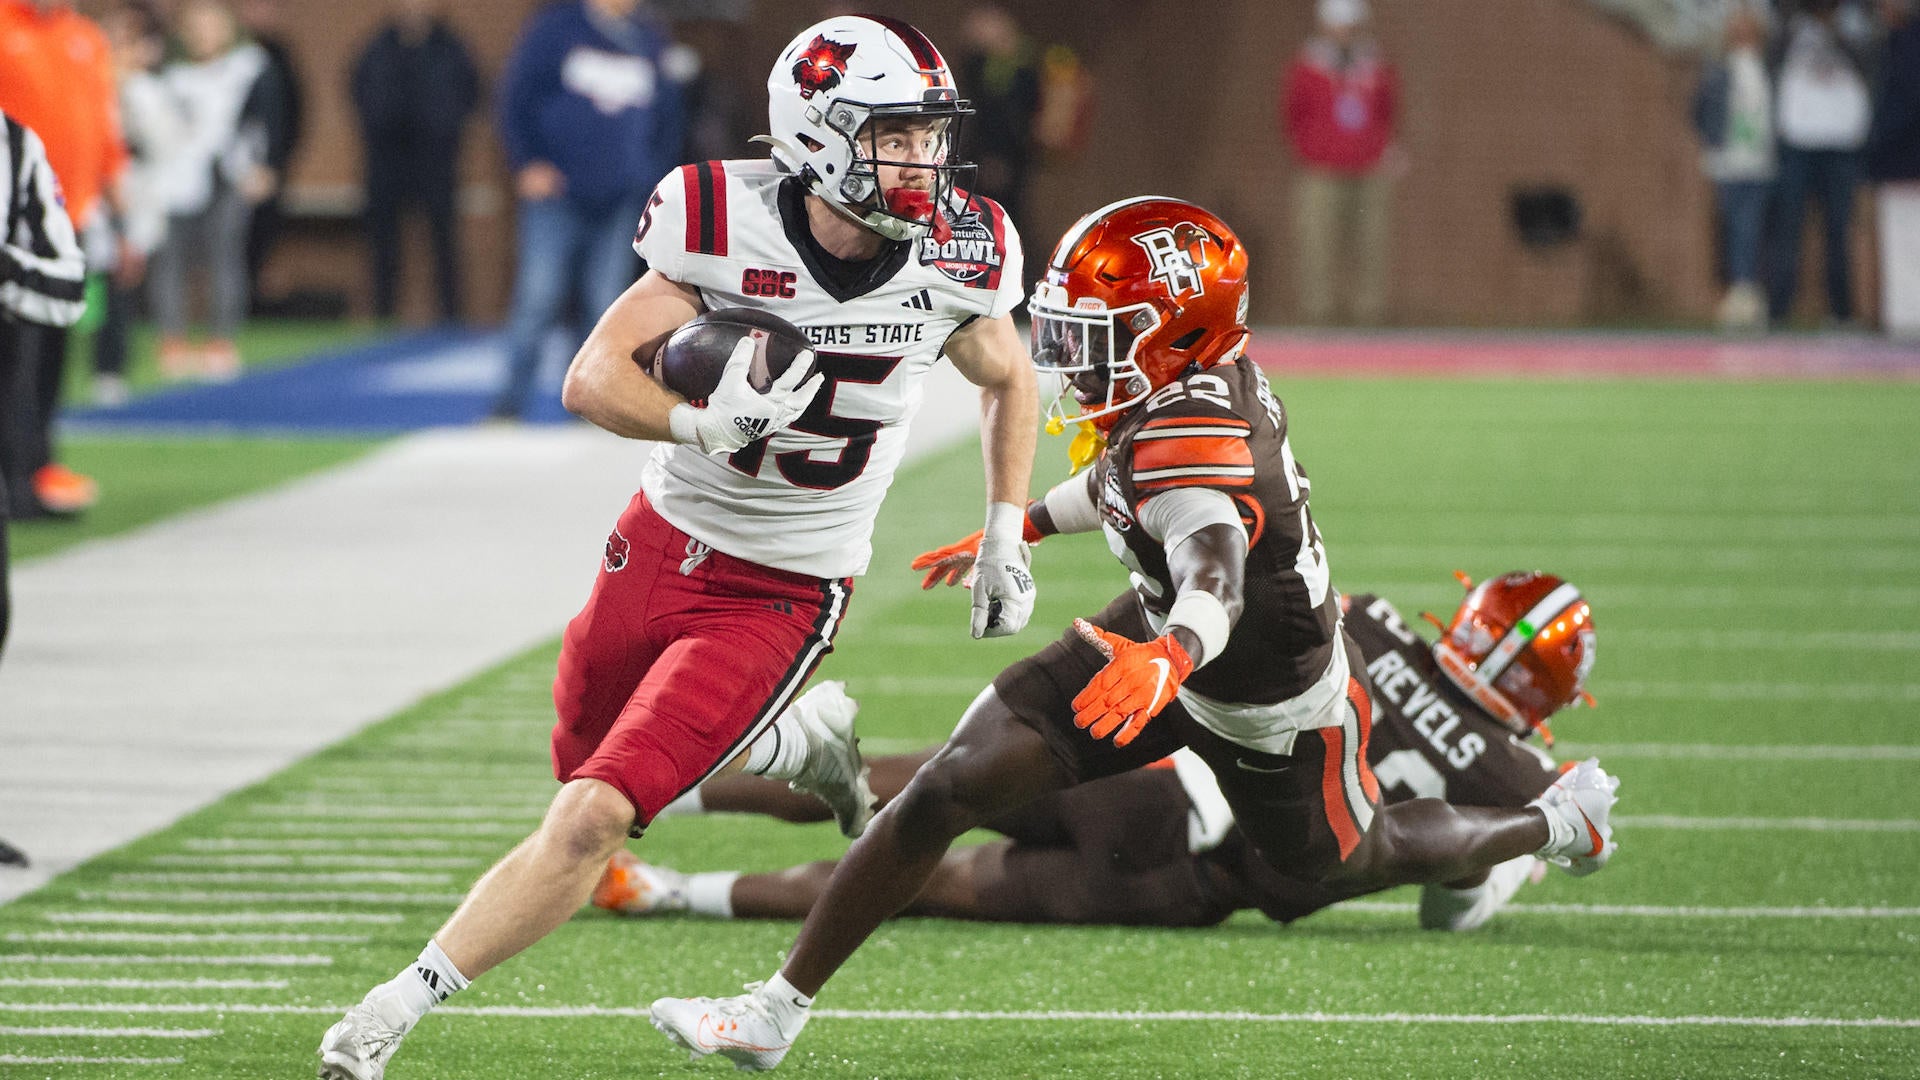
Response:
[900,289,933,311]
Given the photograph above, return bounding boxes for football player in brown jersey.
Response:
[648,198,1620,1071]
[598,572,1597,933]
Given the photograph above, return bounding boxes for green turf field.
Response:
[10,437,382,563]
[1,377,1915,1078]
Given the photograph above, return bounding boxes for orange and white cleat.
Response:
[592,849,689,916]
[650,983,803,1072]
[33,463,98,514]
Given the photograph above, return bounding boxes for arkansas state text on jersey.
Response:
[634,159,1024,579]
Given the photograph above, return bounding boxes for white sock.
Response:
[743,711,809,781]
[1526,798,1575,855]
[369,940,470,1030]
[687,871,741,918]
[656,788,705,818]
[756,972,812,1035]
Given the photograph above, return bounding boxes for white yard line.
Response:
[144,854,485,869]
[76,890,465,906]
[4,931,367,945]
[111,871,454,885]
[0,1001,1912,1029]
[43,911,400,925]
[0,1024,219,1036]
[0,977,282,990]
[1338,902,1920,918]
[178,837,466,852]
[1557,742,1920,761]
[0,954,331,967]
[243,804,545,820]
[1614,815,1920,832]
[0,1055,186,1066]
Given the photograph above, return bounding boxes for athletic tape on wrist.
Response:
[1165,590,1231,668]
[982,501,1026,549]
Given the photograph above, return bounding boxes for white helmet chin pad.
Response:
[760,14,974,242]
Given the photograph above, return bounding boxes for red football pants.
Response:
[550,492,851,828]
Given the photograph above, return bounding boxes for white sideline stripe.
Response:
[245,804,543,821]
[1338,901,1920,919]
[145,854,485,869]
[44,911,401,925]
[5,930,367,944]
[0,977,284,990]
[1556,742,1920,762]
[215,822,529,837]
[1615,815,1920,832]
[78,890,464,905]
[0,1024,219,1037]
[180,837,466,852]
[113,870,453,885]
[0,953,331,967]
[0,1055,185,1065]
[3,1002,1914,1030]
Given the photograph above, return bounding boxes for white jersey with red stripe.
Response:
[633,158,1024,578]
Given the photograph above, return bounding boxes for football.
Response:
[645,308,814,405]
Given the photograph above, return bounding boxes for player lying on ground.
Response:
[317,15,1041,1080]
[596,574,1594,932]
[648,197,1620,1071]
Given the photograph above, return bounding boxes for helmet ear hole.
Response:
[1170,328,1205,351]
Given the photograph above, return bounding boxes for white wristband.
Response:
[982,501,1025,547]
[1165,590,1232,668]
[667,403,703,449]
[1042,476,1103,535]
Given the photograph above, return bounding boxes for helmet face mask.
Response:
[1029,287,1159,429]
[763,16,975,243]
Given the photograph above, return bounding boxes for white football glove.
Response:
[669,335,824,455]
[970,502,1036,638]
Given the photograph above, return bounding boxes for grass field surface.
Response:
[1,376,1915,1077]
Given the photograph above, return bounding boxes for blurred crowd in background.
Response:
[1,0,1918,518]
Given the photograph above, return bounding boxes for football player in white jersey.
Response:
[318,16,1038,1079]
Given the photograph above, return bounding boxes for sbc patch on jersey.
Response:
[918,203,1003,289]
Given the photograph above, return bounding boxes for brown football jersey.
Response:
[1342,593,1561,807]
[1092,355,1340,705]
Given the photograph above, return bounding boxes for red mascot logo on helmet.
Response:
[792,34,856,99]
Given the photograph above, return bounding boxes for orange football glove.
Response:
[910,529,984,589]
[1070,619,1195,747]
[908,509,1046,590]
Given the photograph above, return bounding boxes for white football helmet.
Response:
[757,14,973,242]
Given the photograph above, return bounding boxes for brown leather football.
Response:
[646,308,813,405]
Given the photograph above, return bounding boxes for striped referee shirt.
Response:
[1,111,86,328]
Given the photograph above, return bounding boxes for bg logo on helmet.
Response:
[792,35,856,99]
[1132,223,1211,301]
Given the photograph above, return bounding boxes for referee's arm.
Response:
[0,113,87,328]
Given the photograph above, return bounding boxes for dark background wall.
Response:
[169,0,1875,325]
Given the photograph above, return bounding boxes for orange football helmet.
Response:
[1427,571,1597,745]
[1029,197,1251,431]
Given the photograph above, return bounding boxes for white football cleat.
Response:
[1529,757,1620,876]
[592,849,690,916]
[317,1001,407,1080]
[1418,854,1540,931]
[784,681,876,838]
[650,982,803,1072]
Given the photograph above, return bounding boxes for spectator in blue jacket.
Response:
[489,0,690,421]
[1867,0,1920,336]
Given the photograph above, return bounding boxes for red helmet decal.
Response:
[793,34,857,99]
